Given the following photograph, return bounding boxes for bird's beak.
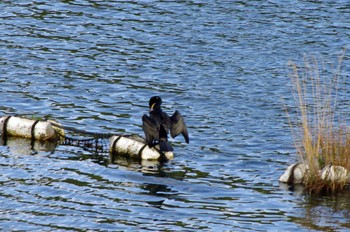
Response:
[149,103,156,112]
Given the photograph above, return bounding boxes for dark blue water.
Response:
[1,1,350,231]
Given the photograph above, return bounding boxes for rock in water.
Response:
[279,163,309,184]
[321,165,349,182]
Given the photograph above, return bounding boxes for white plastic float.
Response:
[280,163,350,184]
[0,115,174,161]
[0,116,58,141]
[109,135,174,161]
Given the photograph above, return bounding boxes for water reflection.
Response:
[278,181,350,230]
[282,184,305,196]
[0,134,111,164]
[291,192,350,230]
[112,156,165,174]
[0,136,57,155]
[0,134,173,175]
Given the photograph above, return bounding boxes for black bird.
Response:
[142,96,189,152]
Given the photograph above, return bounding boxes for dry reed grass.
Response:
[288,53,349,194]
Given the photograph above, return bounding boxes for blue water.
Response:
[1,1,350,231]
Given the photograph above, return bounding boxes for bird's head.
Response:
[149,96,162,112]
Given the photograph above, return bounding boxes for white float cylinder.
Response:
[109,135,174,161]
[0,116,57,141]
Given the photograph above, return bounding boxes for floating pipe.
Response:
[109,135,174,161]
[0,116,175,161]
[0,116,58,141]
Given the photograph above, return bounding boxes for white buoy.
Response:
[0,116,58,141]
[279,163,309,184]
[321,165,349,182]
[109,135,174,161]
[0,115,176,161]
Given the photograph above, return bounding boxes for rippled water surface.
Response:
[1,1,350,231]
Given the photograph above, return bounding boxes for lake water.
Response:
[1,0,350,231]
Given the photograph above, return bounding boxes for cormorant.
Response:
[142,96,189,152]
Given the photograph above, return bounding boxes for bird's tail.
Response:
[159,140,174,152]
[158,125,173,152]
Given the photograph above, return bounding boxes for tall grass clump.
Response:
[288,53,350,194]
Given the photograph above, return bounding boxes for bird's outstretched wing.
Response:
[142,114,159,145]
[170,110,189,143]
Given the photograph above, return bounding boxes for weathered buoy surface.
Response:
[0,116,57,141]
[48,120,65,138]
[279,163,309,184]
[109,135,174,161]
